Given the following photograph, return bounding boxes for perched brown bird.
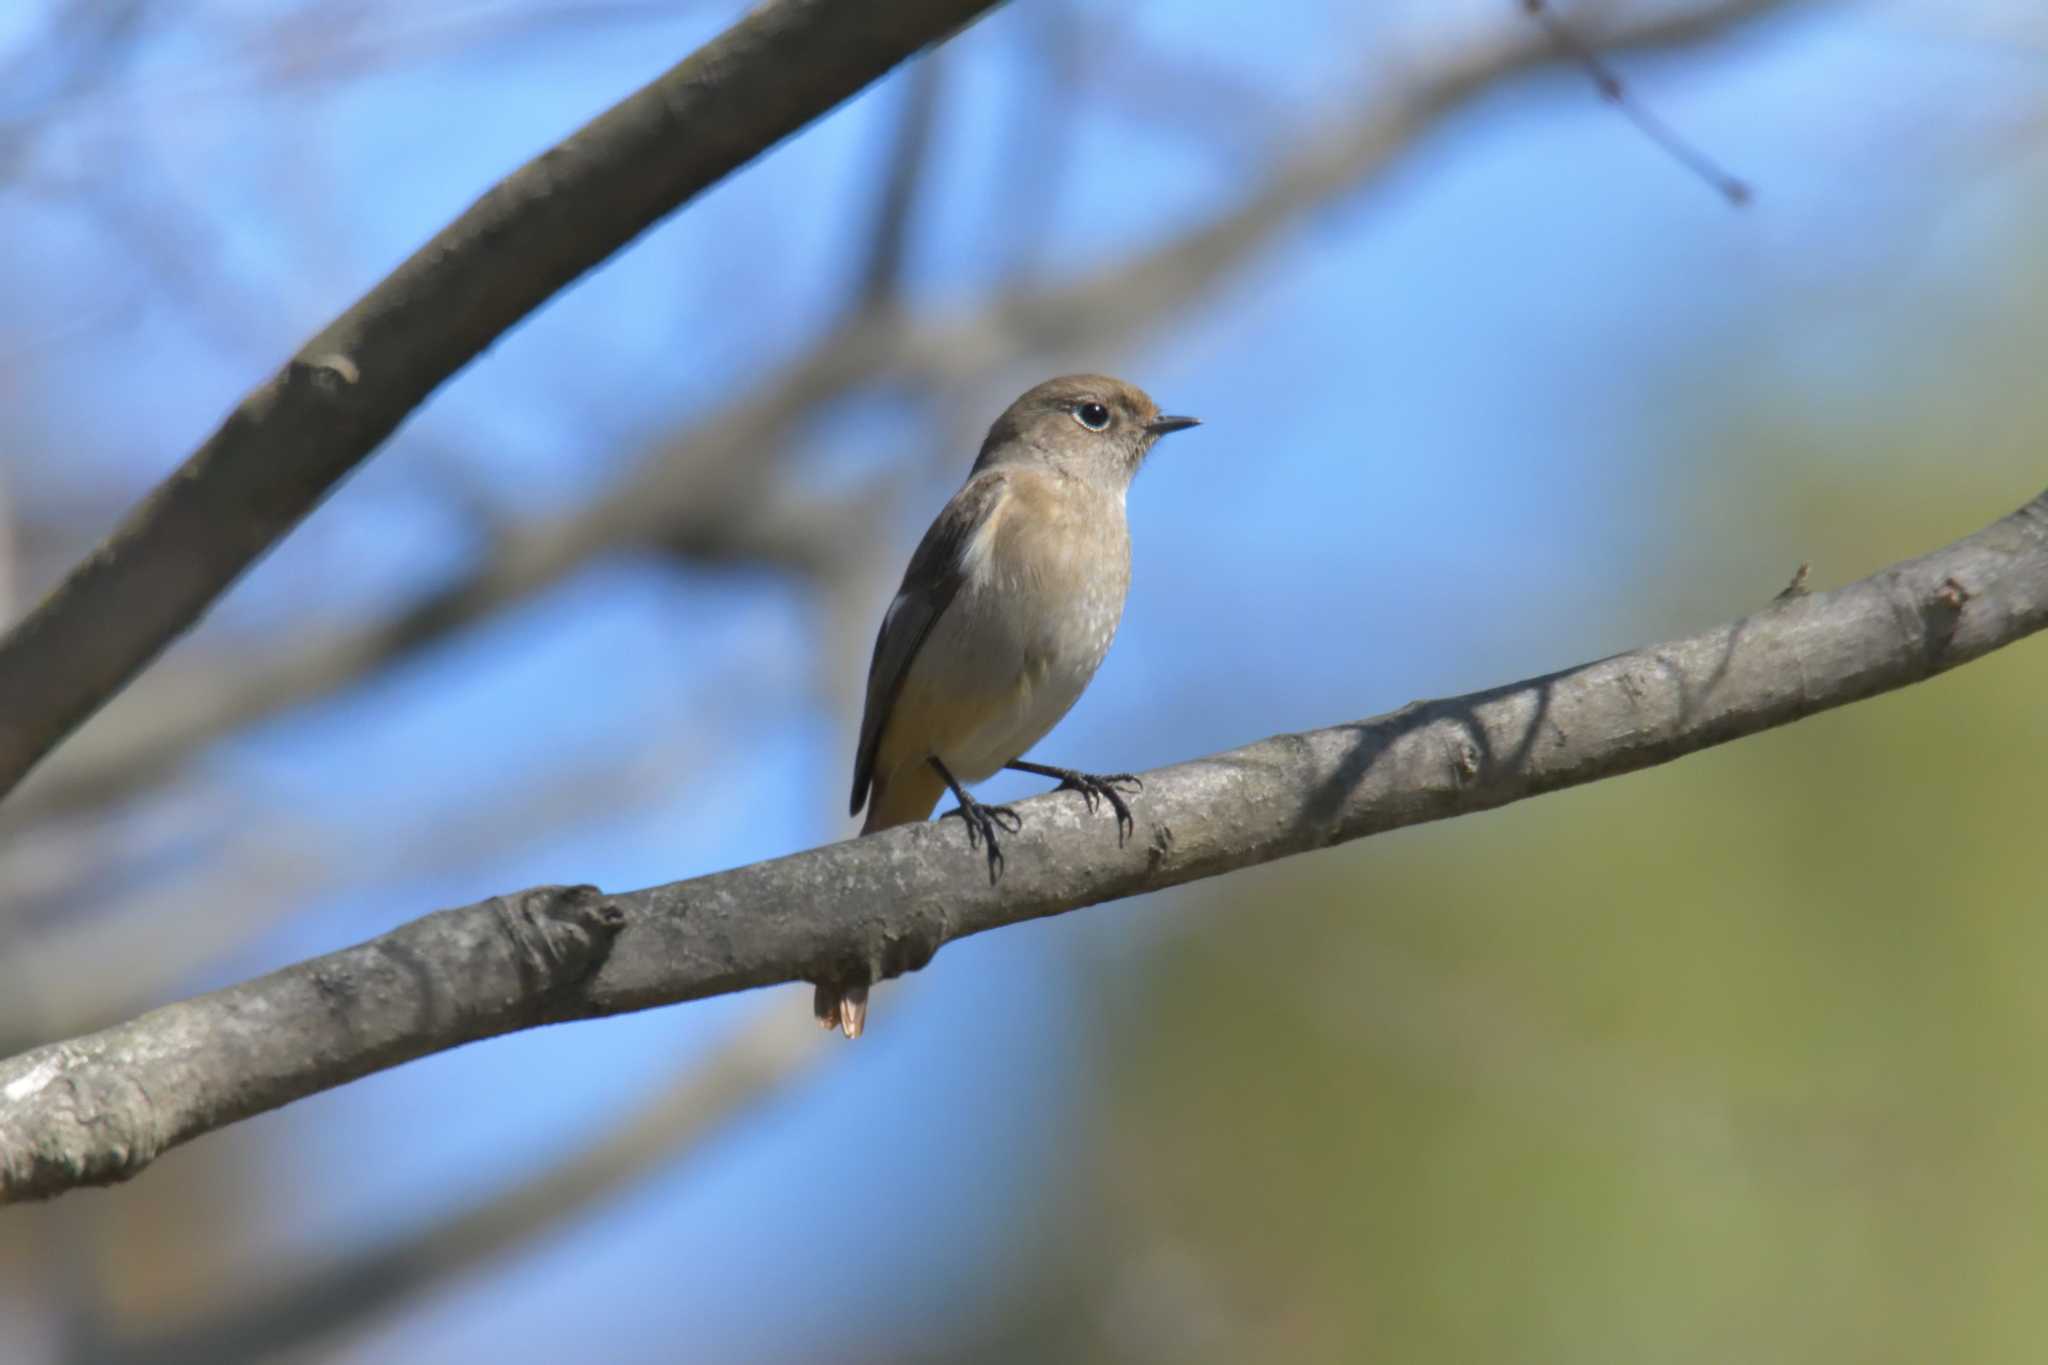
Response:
[818,374,1199,1037]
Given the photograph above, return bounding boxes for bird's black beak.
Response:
[1144,414,1200,437]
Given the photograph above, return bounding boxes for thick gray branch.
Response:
[5,487,2043,1205]
[0,0,1003,804]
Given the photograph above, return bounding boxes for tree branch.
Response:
[854,51,944,312]
[0,0,1003,805]
[6,486,2043,1205]
[1,0,1799,832]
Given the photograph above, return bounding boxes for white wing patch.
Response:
[957,495,1004,581]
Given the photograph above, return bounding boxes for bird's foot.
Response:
[941,792,1022,884]
[1009,762,1142,846]
[1052,770,1141,846]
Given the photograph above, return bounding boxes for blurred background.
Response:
[2,0,2046,1360]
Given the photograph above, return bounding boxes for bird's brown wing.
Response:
[849,470,1009,817]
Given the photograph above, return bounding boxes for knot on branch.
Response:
[289,352,361,393]
[811,900,951,1000]
[1916,572,1973,663]
[1,1053,163,1203]
[491,884,626,1007]
[871,909,948,984]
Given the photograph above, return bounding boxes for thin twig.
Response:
[1522,0,1753,205]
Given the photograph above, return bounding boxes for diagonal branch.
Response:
[5,485,2044,1205]
[2,0,1800,832]
[0,0,1005,806]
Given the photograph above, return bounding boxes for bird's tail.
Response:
[814,981,869,1039]
[860,762,947,836]
[815,763,950,1038]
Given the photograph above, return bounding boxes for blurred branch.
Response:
[0,332,879,830]
[0,0,148,147]
[855,52,943,312]
[2,0,1797,831]
[96,1007,826,1365]
[6,485,2044,1203]
[1524,0,1751,203]
[241,2,727,93]
[0,466,16,626]
[990,0,1081,281]
[0,714,728,1051]
[0,0,1005,806]
[1046,7,1286,164]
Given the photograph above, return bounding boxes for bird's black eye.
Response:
[1073,401,1111,431]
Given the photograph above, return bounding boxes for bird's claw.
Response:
[943,799,1021,884]
[1054,771,1141,847]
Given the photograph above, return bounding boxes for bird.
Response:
[817,374,1199,1038]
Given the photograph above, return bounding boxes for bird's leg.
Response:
[932,756,1021,884]
[1005,760,1142,846]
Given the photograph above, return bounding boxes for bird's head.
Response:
[972,373,1199,488]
